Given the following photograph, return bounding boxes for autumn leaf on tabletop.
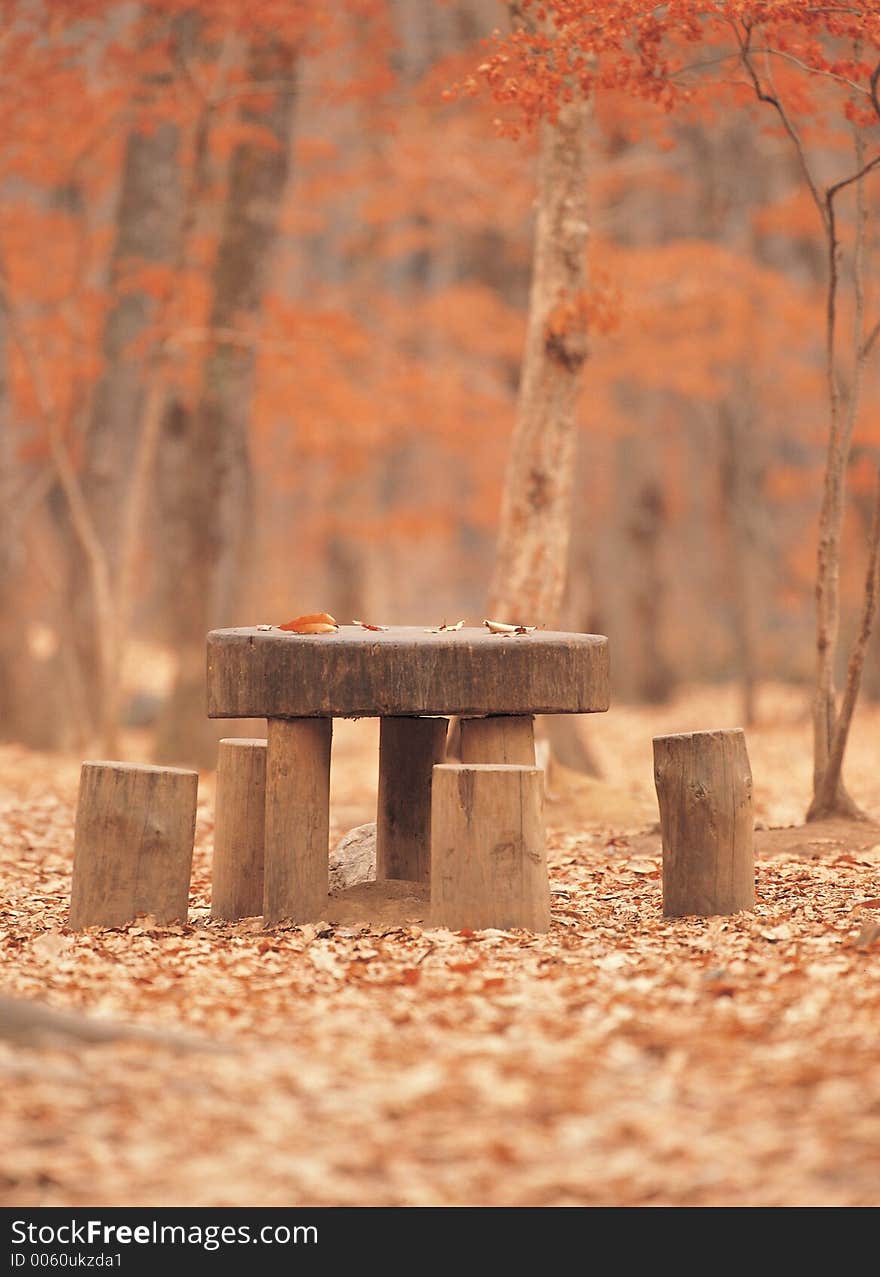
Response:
[425,620,465,633]
[278,612,339,635]
[483,619,536,635]
[352,619,389,631]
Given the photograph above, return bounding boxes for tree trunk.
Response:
[67,14,185,739]
[808,129,872,821]
[615,431,675,704]
[548,471,601,777]
[808,470,880,822]
[156,38,298,766]
[0,309,18,733]
[0,312,67,746]
[487,92,591,623]
[719,402,760,726]
[484,12,593,779]
[0,312,26,740]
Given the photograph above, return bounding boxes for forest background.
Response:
[2,0,879,769]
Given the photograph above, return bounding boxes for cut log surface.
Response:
[263,717,332,925]
[460,715,536,764]
[212,738,267,921]
[207,626,609,719]
[431,763,550,933]
[653,728,755,918]
[377,717,447,882]
[69,762,198,930]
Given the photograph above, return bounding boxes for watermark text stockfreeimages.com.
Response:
[11,1219,317,1254]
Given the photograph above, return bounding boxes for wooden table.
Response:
[207,625,610,923]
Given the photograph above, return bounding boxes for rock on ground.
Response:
[329,821,376,892]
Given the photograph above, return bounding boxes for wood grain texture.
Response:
[654,728,755,918]
[69,762,198,930]
[376,717,447,882]
[459,715,536,764]
[263,717,332,925]
[430,764,550,933]
[212,738,267,921]
[207,626,610,719]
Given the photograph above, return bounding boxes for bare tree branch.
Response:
[730,20,828,226]
[861,318,880,362]
[751,46,872,97]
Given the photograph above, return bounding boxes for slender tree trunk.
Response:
[0,326,57,747]
[719,402,760,726]
[0,267,120,753]
[488,95,591,622]
[732,33,880,820]
[155,38,298,765]
[616,432,675,704]
[808,131,872,821]
[67,14,185,739]
[0,310,24,739]
[808,471,880,821]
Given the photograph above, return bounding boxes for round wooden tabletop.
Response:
[207,625,610,719]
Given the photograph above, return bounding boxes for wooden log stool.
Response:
[212,738,267,921]
[653,727,755,917]
[207,625,609,925]
[430,763,550,932]
[69,762,198,930]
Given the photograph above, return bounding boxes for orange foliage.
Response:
[1,0,879,671]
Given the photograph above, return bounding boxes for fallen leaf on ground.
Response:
[30,930,71,960]
[4,688,880,1209]
[352,620,389,631]
[761,923,794,942]
[855,919,880,950]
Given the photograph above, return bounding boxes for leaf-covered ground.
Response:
[1,685,879,1207]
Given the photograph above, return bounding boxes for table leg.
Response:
[377,716,448,882]
[459,715,536,765]
[264,716,332,925]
